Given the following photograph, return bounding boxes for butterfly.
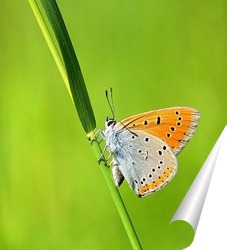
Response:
[99,90,200,198]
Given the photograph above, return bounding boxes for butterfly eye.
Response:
[106,118,116,127]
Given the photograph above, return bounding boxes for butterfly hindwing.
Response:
[114,127,178,197]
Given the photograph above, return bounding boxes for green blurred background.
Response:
[0,0,226,249]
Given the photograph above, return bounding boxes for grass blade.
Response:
[28,1,143,249]
[29,0,96,135]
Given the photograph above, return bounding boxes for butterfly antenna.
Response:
[105,87,115,119]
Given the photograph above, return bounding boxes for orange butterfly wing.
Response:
[119,107,200,155]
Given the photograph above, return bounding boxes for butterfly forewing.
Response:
[120,107,200,155]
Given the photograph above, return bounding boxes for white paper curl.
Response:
[171,126,227,249]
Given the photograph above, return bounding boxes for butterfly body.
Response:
[101,107,200,198]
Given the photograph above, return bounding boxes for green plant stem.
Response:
[91,140,143,250]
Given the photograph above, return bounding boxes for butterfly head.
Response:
[105,117,116,128]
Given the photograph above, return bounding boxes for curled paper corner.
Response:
[170,125,227,249]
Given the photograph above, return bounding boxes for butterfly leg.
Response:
[90,130,108,163]
[112,160,124,187]
[97,145,108,163]
[90,129,104,144]
[90,130,114,165]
